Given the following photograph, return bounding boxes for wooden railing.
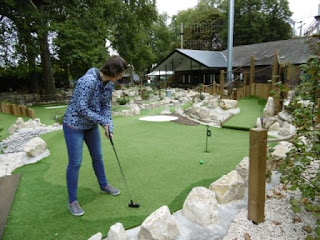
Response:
[196,51,287,114]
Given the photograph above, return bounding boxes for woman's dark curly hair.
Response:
[100,55,127,77]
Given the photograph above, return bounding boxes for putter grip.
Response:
[109,136,114,146]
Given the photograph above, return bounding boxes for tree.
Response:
[262,0,293,41]
[219,0,293,47]
[107,0,158,73]
[0,0,57,96]
[169,1,224,51]
[149,13,172,63]
[52,0,110,81]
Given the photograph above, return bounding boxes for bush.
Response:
[275,54,320,237]
[117,98,129,105]
[51,112,64,124]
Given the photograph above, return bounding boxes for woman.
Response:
[63,55,127,216]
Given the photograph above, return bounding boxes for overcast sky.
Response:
[156,0,320,34]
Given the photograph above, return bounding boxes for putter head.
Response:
[128,200,140,208]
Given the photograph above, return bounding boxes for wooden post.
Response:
[248,128,267,224]
[271,51,279,88]
[12,105,19,116]
[1,103,6,113]
[234,88,237,100]
[286,63,291,94]
[220,70,225,98]
[243,71,248,97]
[3,103,9,114]
[212,81,215,95]
[272,51,281,114]
[317,98,320,125]
[250,56,255,96]
[8,104,15,115]
[28,108,36,119]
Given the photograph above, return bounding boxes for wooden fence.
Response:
[0,102,35,118]
[197,52,285,114]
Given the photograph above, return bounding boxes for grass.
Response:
[31,104,68,125]
[1,99,258,240]
[0,113,30,140]
[221,96,267,130]
[0,103,67,140]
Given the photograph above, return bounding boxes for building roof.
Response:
[224,37,314,67]
[177,49,227,68]
[152,48,227,72]
[152,37,317,72]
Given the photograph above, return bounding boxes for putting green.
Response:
[3,105,252,239]
[222,96,266,130]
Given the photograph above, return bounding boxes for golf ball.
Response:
[199,160,204,165]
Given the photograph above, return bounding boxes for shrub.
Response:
[52,112,64,124]
[117,98,129,105]
[276,54,320,237]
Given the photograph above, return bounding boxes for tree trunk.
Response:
[39,30,56,98]
[25,34,39,94]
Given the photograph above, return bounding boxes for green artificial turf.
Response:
[3,111,250,239]
[0,112,30,140]
[31,104,68,125]
[221,96,267,130]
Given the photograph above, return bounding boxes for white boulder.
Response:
[236,157,249,187]
[269,122,280,131]
[182,187,219,227]
[219,99,238,110]
[209,170,245,204]
[138,205,179,240]
[263,97,275,117]
[88,232,102,240]
[271,142,293,159]
[107,222,128,240]
[23,137,47,157]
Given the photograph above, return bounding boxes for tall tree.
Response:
[262,0,292,41]
[0,0,58,96]
[169,1,223,51]
[108,0,158,73]
[149,13,172,63]
[52,0,109,81]
[220,0,292,47]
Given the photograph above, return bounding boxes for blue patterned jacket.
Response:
[63,68,114,132]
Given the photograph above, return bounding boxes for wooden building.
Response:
[151,37,318,90]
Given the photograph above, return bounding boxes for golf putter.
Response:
[109,136,140,208]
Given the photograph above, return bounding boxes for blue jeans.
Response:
[63,124,108,203]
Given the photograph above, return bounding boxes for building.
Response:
[151,37,318,89]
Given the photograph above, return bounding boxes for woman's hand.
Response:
[104,124,113,139]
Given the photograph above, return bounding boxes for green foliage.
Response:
[108,0,158,72]
[117,98,129,105]
[51,112,64,125]
[277,50,320,236]
[1,0,159,92]
[170,4,223,50]
[220,0,292,47]
[149,13,173,63]
[169,0,292,50]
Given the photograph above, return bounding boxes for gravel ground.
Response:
[223,183,318,240]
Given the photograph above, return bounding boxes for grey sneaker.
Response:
[68,200,84,216]
[101,185,120,196]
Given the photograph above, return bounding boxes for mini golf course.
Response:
[1,97,265,239]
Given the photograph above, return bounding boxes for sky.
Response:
[156,0,320,35]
